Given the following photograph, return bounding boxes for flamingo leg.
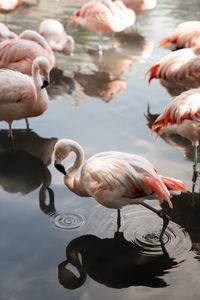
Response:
[25,118,30,131]
[141,201,170,241]
[98,34,103,56]
[8,123,13,138]
[117,209,121,231]
[192,144,199,184]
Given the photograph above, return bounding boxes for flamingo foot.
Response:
[192,164,200,183]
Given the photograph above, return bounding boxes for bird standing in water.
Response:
[54,139,186,240]
[122,0,157,14]
[0,56,50,138]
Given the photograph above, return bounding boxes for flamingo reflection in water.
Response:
[58,231,177,289]
[54,139,186,240]
[150,89,200,185]
[0,129,57,214]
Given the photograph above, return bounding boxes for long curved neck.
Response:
[64,143,88,196]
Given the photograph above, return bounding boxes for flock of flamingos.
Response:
[1,0,200,242]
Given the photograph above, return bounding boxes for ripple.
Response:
[122,209,192,257]
[52,212,86,230]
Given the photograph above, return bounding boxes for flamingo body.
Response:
[54,139,186,210]
[0,0,23,13]
[146,47,200,83]
[159,21,200,50]
[39,19,75,55]
[68,0,136,33]
[0,56,50,136]
[0,30,55,75]
[122,0,157,14]
[0,23,17,42]
[151,88,200,147]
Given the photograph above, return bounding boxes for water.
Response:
[0,0,200,299]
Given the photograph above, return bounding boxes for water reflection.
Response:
[0,129,56,201]
[160,79,200,97]
[58,231,178,289]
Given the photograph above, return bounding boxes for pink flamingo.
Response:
[151,88,200,181]
[0,22,17,42]
[0,29,55,75]
[54,139,186,240]
[39,19,75,55]
[146,46,200,84]
[0,0,23,14]
[159,21,200,50]
[122,0,157,14]
[67,0,135,53]
[0,56,50,138]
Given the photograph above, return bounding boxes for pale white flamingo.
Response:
[0,0,23,14]
[0,29,55,75]
[151,88,200,182]
[146,46,200,84]
[0,56,50,138]
[0,22,17,42]
[159,21,200,50]
[54,139,186,240]
[67,0,135,54]
[121,0,157,14]
[39,19,75,55]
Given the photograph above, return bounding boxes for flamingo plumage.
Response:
[159,21,200,50]
[121,0,157,14]
[151,88,200,181]
[146,46,200,84]
[0,29,55,75]
[0,0,23,14]
[0,22,17,42]
[39,19,75,55]
[0,56,50,138]
[54,139,186,240]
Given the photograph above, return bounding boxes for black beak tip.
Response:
[54,163,66,175]
[41,80,49,89]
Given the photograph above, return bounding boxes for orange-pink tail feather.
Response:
[145,63,160,84]
[159,36,170,47]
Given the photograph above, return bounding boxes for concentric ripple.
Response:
[122,209,192,257]
[52,212,86,230]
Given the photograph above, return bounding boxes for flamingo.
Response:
[0,0,23,14]
[67,0,135,54]
[159,21,200,50]
[0,22,17,42]
[121,0,157,14]
[0,56,50,138]
[151,88,200,183]
[54,139,186,240]
[0,29,55,75]
[39,19,75,55]
[146,46,200,84]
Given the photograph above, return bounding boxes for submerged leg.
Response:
[141,201,170,241]
[117,209,121,231]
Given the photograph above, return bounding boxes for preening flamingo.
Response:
[0,0,23,14]
[0,56,50,138]
[39,19,75,55]
[0,22,17,42]
[67,0,135,53]
[54,139,186,240]
[151,88,200,182]
[0,29,55,75]
[146,46,200,84]
[121,0,157,14]
[159,21,200,50]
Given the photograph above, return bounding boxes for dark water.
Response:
[1,0,200,299]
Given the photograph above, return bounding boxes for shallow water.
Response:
[1,0,200,299]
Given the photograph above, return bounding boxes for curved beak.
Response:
[41,80,49,89]
[54,163,66,175]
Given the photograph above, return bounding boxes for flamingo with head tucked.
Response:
[0,29,55,75]
[159,21,200,50]
[122,0,157,14]
[0,56,50,138]
[39,19,75,55]
[54,139,186,240]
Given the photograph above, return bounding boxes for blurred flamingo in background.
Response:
[146,46,200,83]
[122,0,157,14]
[39,19,75,55]
[0,56,50,138]
[159,21,200,50]
[67,0,135,54]
[151,88,200,182]
[0,0,23,14]
[0,29,55,74]
[54,139,186,240]
[0,22,17,42]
